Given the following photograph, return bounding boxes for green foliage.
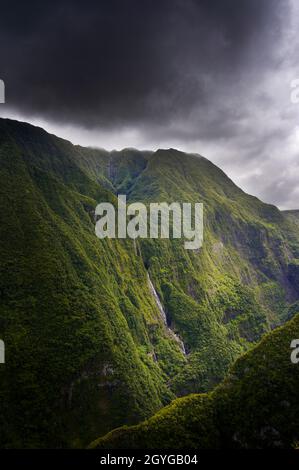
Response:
[90,313,299,449]
[0,120,299,448]
[0,120,176,448]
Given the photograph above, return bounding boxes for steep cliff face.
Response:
[0,118,298,448]
[0,120,181,448]
[78,146,299,394]
[90,312,299,449]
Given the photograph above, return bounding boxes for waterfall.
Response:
[147,273,186,355]
[147,274,167,325]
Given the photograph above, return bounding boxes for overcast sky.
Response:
[0,0,299,209]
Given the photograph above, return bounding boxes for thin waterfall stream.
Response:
[147,273,186,355]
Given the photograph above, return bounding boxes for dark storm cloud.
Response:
[1,0,298,209]
[0,0,285,128]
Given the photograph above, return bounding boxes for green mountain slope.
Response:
[0,118,298,448]
[0,120,183,448]
[90,311,299,449]
[77,146,299,394]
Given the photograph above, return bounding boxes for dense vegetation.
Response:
[0,118,298,448]
[90,312,299,449]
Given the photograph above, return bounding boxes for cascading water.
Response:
[147,274,167,325]
[147,273,186,355]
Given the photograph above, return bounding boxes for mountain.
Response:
[0,118,298,448]
[90,312,299,449]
